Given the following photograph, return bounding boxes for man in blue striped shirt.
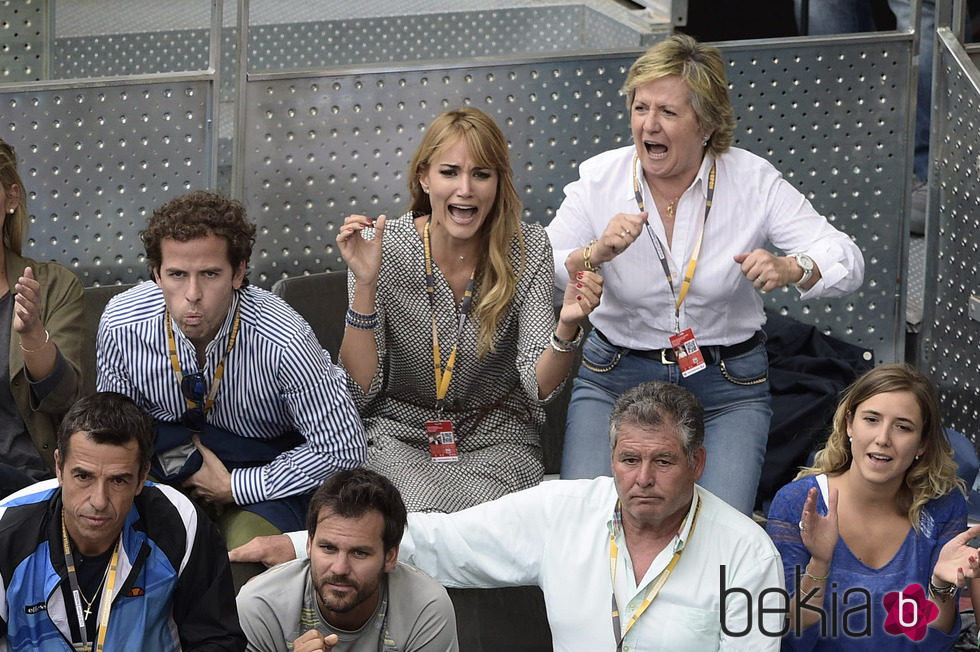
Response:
[96,190,366,550]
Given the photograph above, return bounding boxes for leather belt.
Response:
[593,329,765,366]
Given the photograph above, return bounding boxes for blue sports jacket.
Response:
[0,479,244,651]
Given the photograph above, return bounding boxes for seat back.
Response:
[81,283,137,396]
[271,271,348,360]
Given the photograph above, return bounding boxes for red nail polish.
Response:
[576,283,582,289]
[576,271,583,280]
[576,295,582,301]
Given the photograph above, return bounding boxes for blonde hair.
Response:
[622,33,736,156]
[407,107,524,357]
[0,139,27,254]
[797,364,964,531]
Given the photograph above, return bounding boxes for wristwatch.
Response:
[790,253,814,288]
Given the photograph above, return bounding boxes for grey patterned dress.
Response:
[347,211,561,512]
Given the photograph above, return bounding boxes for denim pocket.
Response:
[718,344,768,386]
[581,332,623,374]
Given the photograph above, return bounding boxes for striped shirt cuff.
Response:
[231,466,268,505]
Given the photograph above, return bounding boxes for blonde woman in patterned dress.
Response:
[336,107,602,512]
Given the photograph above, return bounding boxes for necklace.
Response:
[665,197,681,220]
[79,560,112,620]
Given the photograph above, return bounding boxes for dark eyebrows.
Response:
[70,466,135,482]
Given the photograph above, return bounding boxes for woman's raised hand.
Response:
[932,524,980,587]
[799,486,839,566]
[592,212,648,264]
[337,214,386,285]
[559,270,603,328]
[13,266,48,347]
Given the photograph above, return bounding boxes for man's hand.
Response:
[229,534,297,567]
[182,435,234,506]
[293,629,339,651]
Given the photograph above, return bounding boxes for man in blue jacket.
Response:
[0,392,244,651]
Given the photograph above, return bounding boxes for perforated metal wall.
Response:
[1,0,45,81]
[725,37,913,362]
[0,80,215,285]
[53,31,212,79]
[0,2,922,362]
[244,35,913,361]
[243,58,636,282]
[247,7,644,71]
[921,30,980,438]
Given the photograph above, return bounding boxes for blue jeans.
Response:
[560,330,772,515]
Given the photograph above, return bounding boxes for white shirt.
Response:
[546,146,865,349]
[399,478,785,651]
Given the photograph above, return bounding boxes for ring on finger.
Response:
[619,231,627,238]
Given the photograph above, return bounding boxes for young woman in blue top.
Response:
[767,364,980,650]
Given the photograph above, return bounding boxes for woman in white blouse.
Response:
[546,34,865,515]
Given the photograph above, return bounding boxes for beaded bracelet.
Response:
[583,239,600,273]
[549,326,584,353]
[20,329,50,354]
[345,308,378,331]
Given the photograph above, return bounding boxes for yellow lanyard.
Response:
[165,302,242,413]
[423,217,475,411]
[61,512,121,652]
[632,154,716,328]
[608,494,701,649]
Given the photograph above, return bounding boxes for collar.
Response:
[166,290,243,356]
[627,150,716,205]
[607,486,702,555]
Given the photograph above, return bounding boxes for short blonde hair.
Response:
[798,364,964,532]
[622,34,736,156]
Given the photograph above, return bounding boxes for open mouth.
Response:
[448,204,479,224]
[644,142,668,159]
[867,452,893,463]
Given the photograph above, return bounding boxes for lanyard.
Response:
[632,154,716,332]
[423,217,475,412]
[608,494,701,651]
[165,302,242,413]
[61,512,121,652]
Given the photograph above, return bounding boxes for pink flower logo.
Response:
[882,584,939,641]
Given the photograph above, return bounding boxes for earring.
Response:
[422,187,429,195]
[701,136,709,147]
[914,455,920,461]
[6,208,13,214]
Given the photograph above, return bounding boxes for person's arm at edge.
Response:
[21,264,84,412]
[230,328,366,506]
[172,499,247,651]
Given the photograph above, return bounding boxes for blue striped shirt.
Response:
[96,281,366,504]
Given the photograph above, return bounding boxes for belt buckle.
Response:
[661,349,676,365]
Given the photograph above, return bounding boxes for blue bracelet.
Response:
[346,307,378,330]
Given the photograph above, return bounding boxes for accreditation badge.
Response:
[669,328,706,377]
[425,420,459,462]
